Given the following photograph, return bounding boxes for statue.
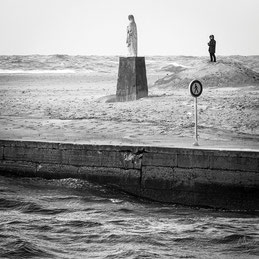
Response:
[116,14,147,102]
[126,15,138,57]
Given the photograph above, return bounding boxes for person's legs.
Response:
[213,54,216,62]
[210,53,213,62]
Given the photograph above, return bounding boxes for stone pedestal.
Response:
[116,57,148,101]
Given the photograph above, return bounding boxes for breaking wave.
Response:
[0,69,77,74]
[0,54,118,74]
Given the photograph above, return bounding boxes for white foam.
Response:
[170,62,191,68]
[0,69,80,74]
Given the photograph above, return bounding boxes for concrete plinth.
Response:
[116,57,148,101]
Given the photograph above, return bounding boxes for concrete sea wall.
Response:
[0,140,258,211]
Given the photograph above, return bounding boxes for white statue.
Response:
[126,15,138,57]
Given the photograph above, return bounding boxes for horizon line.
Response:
[1,54,259,57]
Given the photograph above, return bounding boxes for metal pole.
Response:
[193,97,199,146]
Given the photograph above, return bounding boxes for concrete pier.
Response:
[0,139,258,211]
[116,57,148,101]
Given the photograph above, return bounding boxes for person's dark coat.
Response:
[208,39,216,53]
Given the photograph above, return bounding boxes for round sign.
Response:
[189,80,203,97]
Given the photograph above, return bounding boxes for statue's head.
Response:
[128,15,135,22]
[210,35,214,39]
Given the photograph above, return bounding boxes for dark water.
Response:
[0,175,258,259]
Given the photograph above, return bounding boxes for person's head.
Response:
[210,35,214,39]
[128,14,135,22]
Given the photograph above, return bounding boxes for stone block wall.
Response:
[0,140,258,211]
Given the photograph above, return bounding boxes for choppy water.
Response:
[0,175,258,259]
[0,55,119,74]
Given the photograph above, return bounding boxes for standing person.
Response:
[208,35,216,62]
[126,15,138,57]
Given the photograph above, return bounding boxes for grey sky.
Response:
[0,0,258,55]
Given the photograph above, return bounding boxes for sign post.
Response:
[189,80,203,146]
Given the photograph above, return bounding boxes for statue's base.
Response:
[116,57,148,102]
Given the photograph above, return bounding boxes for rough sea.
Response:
[0,54,199,74]
[0,55,119,74]
[0,175,258,259]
